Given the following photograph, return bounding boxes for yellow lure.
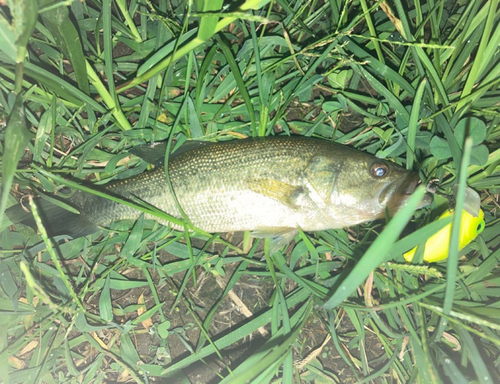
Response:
[404,209,485,263]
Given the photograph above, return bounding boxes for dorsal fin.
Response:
[128,142,167,166]
[128,140,215,166]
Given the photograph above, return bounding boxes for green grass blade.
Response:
[323,186,426,310]
[12,0,39,92]
[29,199,86,313]
[0,13,17,62]
[39,0,90,95]
[434,138,472,339]
[216,35,257,136]
[115,0,142,42]
[0,94,30,228]
[85,61,132,130]
[407,78,427,170]
[456,327,492,384]
[98,275,113,322]
[457,0,500,110]
[103,0,117,102]
[195,0,224,41]
[162,287,310,375]
[221,300,312,384]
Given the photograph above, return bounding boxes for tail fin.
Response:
[6,199,98,238]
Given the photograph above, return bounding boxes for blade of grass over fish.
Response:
[0,94,30,228]
[323,186,426,310]
[434,138,472,340]
[407,78,427,170]
[216,35,257,137]
[163,98,195,229]
[39,0,89,95]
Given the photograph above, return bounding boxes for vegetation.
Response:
[1,0,499,382]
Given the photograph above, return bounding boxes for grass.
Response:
[1,0,500,382]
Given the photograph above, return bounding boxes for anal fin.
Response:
[251,227,298,255]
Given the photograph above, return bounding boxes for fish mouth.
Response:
[397,173,434,209]
[379,173,433,213]
[403,174,420,195]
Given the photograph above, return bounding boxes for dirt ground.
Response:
[79,231,384,384]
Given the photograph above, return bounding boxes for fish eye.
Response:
[371,163,389,178]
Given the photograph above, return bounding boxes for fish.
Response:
[6,136,433,238]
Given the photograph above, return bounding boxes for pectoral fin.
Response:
[251,226,297,238]
[251,227,298,255]
[246,178,306,209]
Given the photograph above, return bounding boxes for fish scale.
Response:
[7,136,432,238]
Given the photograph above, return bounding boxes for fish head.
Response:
[325,154,433,226]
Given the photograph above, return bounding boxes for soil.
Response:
[97,231,384,384]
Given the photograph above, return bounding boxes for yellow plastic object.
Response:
[404,209,485,263]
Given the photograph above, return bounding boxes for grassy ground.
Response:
[1,0,500,382]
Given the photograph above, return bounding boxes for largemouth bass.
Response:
[7,136,432,237]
